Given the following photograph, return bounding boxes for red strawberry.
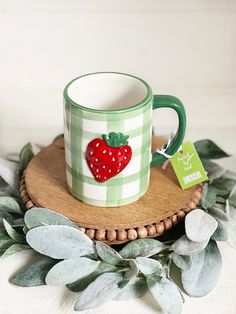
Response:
[86,132,132,182]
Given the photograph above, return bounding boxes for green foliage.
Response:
[45,257,100,286]
[25,207,78,229]
[172,253,192,271]
[212,177,236,196]
[172,235,208,255]
[119,239,167,259]
[229,188,236,208]
[19,143,34,175]
[185,209,218,242]
[26,225,95,259]
[147,275,182,314]
[181,240,222,297]
[194,139,229,159]
[226,188,236,248]
[74,273,123,311]
[1,244,30,259]
[124,259,139,278]
[68,262,118,292]
[136,257,162,275]
[115,276,148,300]
[0,138,235,313]
[0,196,22,214]
[10,256,57,286]
[96,241,126,266]
[201,184,217,209]
[3,219,25,242]
[0,229,16,250]
[102,132,129,147]
[201,160,225,182]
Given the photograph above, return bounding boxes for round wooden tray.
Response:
[20,136,202,244]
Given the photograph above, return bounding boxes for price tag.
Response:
[170,141,208,190]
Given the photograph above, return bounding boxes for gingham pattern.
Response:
[64,101,153,207]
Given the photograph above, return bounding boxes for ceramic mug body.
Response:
[63,72,186,207]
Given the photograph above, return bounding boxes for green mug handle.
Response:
[150,95,186,167]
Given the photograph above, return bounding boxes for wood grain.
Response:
[21,136,202,244]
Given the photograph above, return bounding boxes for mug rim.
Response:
[63,71,153,114]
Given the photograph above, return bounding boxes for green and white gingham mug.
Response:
[63,72,186,207]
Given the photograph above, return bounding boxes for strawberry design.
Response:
[86,132,132,182]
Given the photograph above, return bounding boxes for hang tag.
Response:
[170,141,208,190]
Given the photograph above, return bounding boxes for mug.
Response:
[63,72,186,207]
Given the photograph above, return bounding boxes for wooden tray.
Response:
[20,136,202,244]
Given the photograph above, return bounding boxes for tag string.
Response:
[156,137,172,159]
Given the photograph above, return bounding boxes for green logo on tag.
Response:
[170,141,208,190]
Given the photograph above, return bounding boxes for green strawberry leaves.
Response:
[102,132,129,147]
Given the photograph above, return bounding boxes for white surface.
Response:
[0,1,236,313]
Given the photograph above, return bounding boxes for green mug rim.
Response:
[63,71,153,114]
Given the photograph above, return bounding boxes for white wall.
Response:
[0,0,236,156]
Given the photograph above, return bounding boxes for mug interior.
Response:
[66,72,150,110]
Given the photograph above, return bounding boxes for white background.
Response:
[0,1,236,314]
[0,0,236,156]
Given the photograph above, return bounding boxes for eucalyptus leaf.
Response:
[46,257,100,286]
[0,190,11,197]
[1,243,30,258]
[74,272,123,311]
[26,225,95,259]
[115,276,148,301]
[0,229,15,250]
[19,143,34,174]
[226,198,236,221]
[1,185,19,198]
[207,206,229,241]
[23,225,28,234]
[0,211,15,225]
[0,158,19,187]
[216,196,226,204]
[226,200,236,248]
[3,219,25,242]
[68,262,118,292]
[25,207,78,229]
[201,160,225,182]
[172,235,208,256]
[147,275,182,314]
[201,184,217,210]
[181,240,222,297]
[136,257,162,275]
[0,176,7,189]
[13,217,25,226]
[185,209,218,242]
[0,178,8,197]
[125,259,139,278]
[208,206,229,222]
[194,140,229,159]
[212,178,236,195]
[211,219,228,241]
[227,223,236,249]
[119,239,166,259]
[0,196,22,214]
[229,187,236,208]
[172,253,192,271]
[224,169,236,181]
[95,241,126,266]
[10,256,57,287]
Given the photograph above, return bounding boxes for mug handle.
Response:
[150,95,186,167]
